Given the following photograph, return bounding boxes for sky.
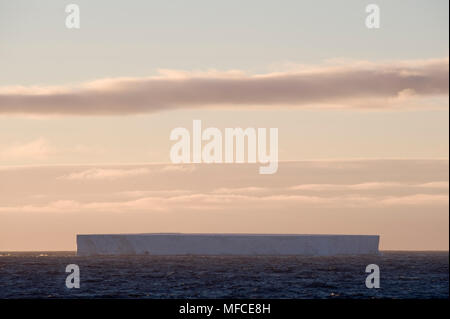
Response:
[0,0,448,251]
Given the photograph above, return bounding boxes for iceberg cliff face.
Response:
[77,233,379,256]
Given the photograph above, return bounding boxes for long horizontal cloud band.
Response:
[0,59,448,115]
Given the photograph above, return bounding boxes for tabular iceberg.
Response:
[77,233,380,256]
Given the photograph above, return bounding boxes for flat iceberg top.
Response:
[78,233,378,237]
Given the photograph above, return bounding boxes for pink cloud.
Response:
[0,138,51,160]
[0,58,447,115]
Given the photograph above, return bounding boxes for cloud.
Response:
[0,192,447,214]
[117,189,193,198]
[380,194,449,206]
[211,187,268,194]
[57,165,195,180]
[0,159,447,210]
[289,181,449,191]
[416,181,449,189]
[0,58,447,115]
[0,139,103,163]
[160,165,196,173]
[0,138,51,160]
[59,168,152,180]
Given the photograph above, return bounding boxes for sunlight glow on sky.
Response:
[0,0,448,250]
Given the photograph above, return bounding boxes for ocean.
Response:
[0,251,448,299]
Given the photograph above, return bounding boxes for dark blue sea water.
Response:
[0,252,448,299]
